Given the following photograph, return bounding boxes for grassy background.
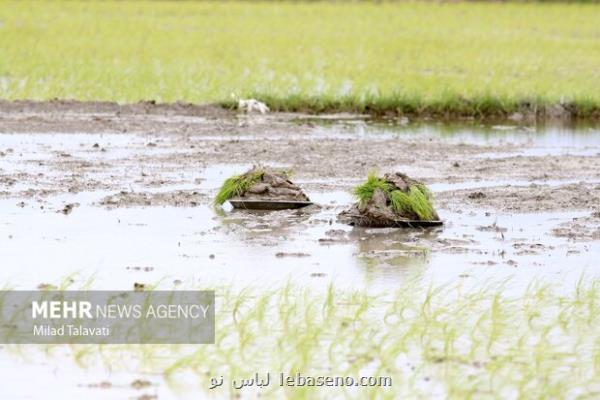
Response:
[0,1,599,115]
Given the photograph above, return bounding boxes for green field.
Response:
[0,1,599,116]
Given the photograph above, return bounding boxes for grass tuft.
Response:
[353,172,393,205]
[214,170,264,205]
[389,186,436,221]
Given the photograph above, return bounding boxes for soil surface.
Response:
[1,101,598,213]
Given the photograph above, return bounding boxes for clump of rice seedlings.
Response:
[214,166,310,207]
[353,172,393,205]
[389,186,435,221]
[350,171,438,222]
[214,169,264,205]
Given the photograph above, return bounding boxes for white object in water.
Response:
[238,99,270,114]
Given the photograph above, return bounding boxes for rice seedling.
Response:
[214,170,264,205]
[5,278,600,399]
[351,172,437,221]
[389,186,435,221]
[1,1,599,117]
[352,172,393,205]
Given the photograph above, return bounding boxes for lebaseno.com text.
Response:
[280,373,392,387]
[210,372,392,390]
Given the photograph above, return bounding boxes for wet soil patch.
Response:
[553,212,600,241]
[0,100,232,118]
[437,183,600,213]
[99,190,206,208]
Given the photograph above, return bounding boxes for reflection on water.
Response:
[300,118,600,148]
[350,228,430,284]
[1,189,597,294]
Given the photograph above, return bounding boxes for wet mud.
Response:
[99,190,206,208]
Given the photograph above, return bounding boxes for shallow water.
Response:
[2,122,600,293]
[0,354,169,399]
[1,188,597,293]
[311,120,600,147]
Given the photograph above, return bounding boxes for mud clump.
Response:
[339,172,441,228]
[275,252,311,258]
[131,379,152,390]
[215,166,310,205]
[59,203,79,215]
[468,191,486,199]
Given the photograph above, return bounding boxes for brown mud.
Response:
[437,183,600,214]
[552,212,600,241]
[99,190,206,208]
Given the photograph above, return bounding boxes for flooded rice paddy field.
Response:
[1,105,599,291]
[1,104,599,398]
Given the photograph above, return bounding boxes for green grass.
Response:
[214,169,264,205]
[353,173,393,204]
[11,278,600,399]
[389,186,435,221]
[353,172,437,221]
[0,1,599,117]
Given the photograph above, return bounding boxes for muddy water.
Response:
[2,191,597,293]
[1,121,599,292]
